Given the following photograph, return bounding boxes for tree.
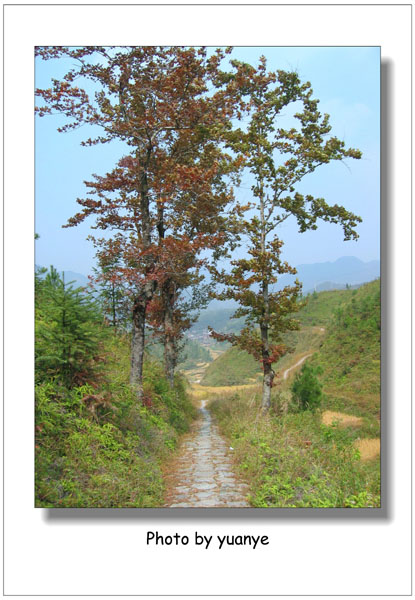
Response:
[291,362,323,411]
[35,267,107,387]
[148,271,211,385]
[211,58,362,412]
[93,248,131,331]
[36,46,244,399]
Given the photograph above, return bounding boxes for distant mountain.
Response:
[36,256,379,314]
[35,265,90,289]
[201,256,380,310]
[277,256,380,294]
[189,256,380,339]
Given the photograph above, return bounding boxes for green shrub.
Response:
[36,266,107,387]
[35,341,196,507]
[210,391,380,508]
[291,362,323,411]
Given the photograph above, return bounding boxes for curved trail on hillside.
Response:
[282,353,313,380]
[164,399,250,508]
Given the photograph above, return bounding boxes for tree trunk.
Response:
[162,279,176,387]
[111,282,117,329]
[261,323,275,412]
[258,185,274,412]
[262,357,275,413]
[129,157,155,400]
[130,297,146,400]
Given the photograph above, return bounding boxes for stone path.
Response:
[164,400,250,508]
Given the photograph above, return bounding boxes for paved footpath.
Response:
[164,400,250,508]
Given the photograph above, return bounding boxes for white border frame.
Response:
[4,3,411,596]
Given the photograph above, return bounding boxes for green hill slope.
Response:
[209,279,381,507]
[200,285,362,387]
[147,338,212,371]
[298,288,355,326]
[201,346,262,386]
[179,338,213,370]
[311,279,380,418]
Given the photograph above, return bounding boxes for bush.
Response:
[36,266,108,387]
[291,362,323,411]
[210,390,380,508]
[35,363,196,507]
[35,332,196,507]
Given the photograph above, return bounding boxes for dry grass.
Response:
[321,410,363,428]
[189,382,261,400]
[354,438,380,461]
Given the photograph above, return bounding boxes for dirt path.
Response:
[164,399,250,508]
[282,353,313,380]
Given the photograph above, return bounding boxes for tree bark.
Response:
[259,185,274,412]
[130,296,147,400]
[260,322,275,412]
[129,154,155,400]
[162,279,176,387]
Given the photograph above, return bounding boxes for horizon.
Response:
[36,253,380,279]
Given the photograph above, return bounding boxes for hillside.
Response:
[147,337,213,371]
[200,284,365,387]
[208,279,381,507]
[311,279,380,418]
[35,269,197,508]
[201,346,262,387]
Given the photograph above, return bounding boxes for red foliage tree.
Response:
[36,46,245,398]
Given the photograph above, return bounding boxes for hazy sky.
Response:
[35,46,380,275]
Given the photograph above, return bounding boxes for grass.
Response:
[210,390,380,508]
[35,334,197,508]
[298,288,354,327]
[190,382,261,400]
[208,279,381,508]
[201,346,262,386]
[310,281,380,421]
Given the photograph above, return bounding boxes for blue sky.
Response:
[35,46,380,275]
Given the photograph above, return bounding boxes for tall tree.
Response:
[211,58,362,412]
[36,46,243,399]
[148,266,211,386]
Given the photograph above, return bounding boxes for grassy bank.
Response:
[209,280,381,508]
[36,335,197,507]
[35,269,197,507]
[210,391,379,507]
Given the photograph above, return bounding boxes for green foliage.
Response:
[210,391,380,508]
[35,268,196,508]
[36,266,107,387]
[311,279,380,418]
[35,352,196,507]
[291,362,323,411]
[93,254,131,330]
